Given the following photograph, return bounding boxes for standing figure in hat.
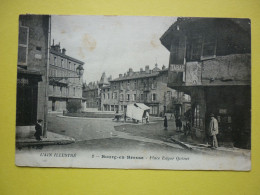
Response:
[164,115,168,130]
[34,119,43,141]
[209,114,219,148]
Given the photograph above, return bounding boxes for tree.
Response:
[66,100,82,113]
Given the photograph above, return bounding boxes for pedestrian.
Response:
[175,116,182,132]
[164,115,168,130]
[209,113,219,148]
[146,111,150,124]
[34,119,43,141]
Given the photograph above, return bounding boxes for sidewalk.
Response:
[169,131,250,155]
[16,131,75,148]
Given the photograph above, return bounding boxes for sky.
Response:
[51,15,176,83]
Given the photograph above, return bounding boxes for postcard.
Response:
[15,15,251,170]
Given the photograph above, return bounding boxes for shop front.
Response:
[189,85,251,149]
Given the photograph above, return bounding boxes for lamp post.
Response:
[45,64,84,137]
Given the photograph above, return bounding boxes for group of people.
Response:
[163,113,219,148]
[163,115,182,131]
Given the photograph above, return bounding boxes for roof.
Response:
[111,68,168,82]
[160,17,251,51]
[50,49,84,65]
[134,103,150,110]
[111,72,159,82]
[99,72,110,85]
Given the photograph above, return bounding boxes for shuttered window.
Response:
[18,26,29,65]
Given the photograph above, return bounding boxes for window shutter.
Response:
[18,26,29,66]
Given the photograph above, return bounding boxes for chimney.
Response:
[140,68,143,73]
[119,74,123,78]
[124,73,126,77]
[62,48,66,55]
[145,65,149,73]
[129,68,133,76]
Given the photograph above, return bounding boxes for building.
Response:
[48,40,84,112]
[160,17,251,148]
[16,15,50,137]
[82,81,100,111]
[99,64,187,116]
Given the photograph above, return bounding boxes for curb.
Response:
[16,138,75,148]
[169,137,193,150]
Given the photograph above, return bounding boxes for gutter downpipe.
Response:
[43,15,51,137]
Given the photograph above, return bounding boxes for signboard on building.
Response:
[169,64,185,72]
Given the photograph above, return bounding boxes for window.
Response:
[144,93,147,100]
[18,25,29,65]
[201,36,217,60]
[73,87,76,96]
[127,94,130,101]
[54,57,57,66]
[61,59,64,68]
[134,80,137,89]
[68,61,71,70]
[111,105,114,111]
[190,36,203,61]
[53,85,55,93]
[140,94,144,100]
[107,93,110,99]
[121,105,124,111]
[103,94,105,99]
[193,104,203,128]
[133,94,136,101]
[120,94,124,101]
[74,64,76,71]
[114,92,117,99]
[152,93,157,101]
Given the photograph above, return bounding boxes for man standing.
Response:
[209,114,219,148]
[34,119,43,141]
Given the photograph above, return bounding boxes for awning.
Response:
[134,103,150,110]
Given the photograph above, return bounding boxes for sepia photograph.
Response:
[15,15,251,170]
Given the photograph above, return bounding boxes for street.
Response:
[15,114,251,170]
[46,114,185,151]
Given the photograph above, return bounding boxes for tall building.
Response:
[48,40,84,112]
[16,15,50,137]
[160,18,251,148]
[99,64,187,116]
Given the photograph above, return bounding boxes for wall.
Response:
[20,15,49,123]
[202,54,251,82]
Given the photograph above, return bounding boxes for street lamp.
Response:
[49,65,84,81]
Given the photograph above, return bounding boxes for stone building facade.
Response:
[160,17,251,148]
[82,81,100,111]
[99,65,184,116]
[16,15,50,137]
[48,41,84,112]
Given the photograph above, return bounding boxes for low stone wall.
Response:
[64,112,115,118]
